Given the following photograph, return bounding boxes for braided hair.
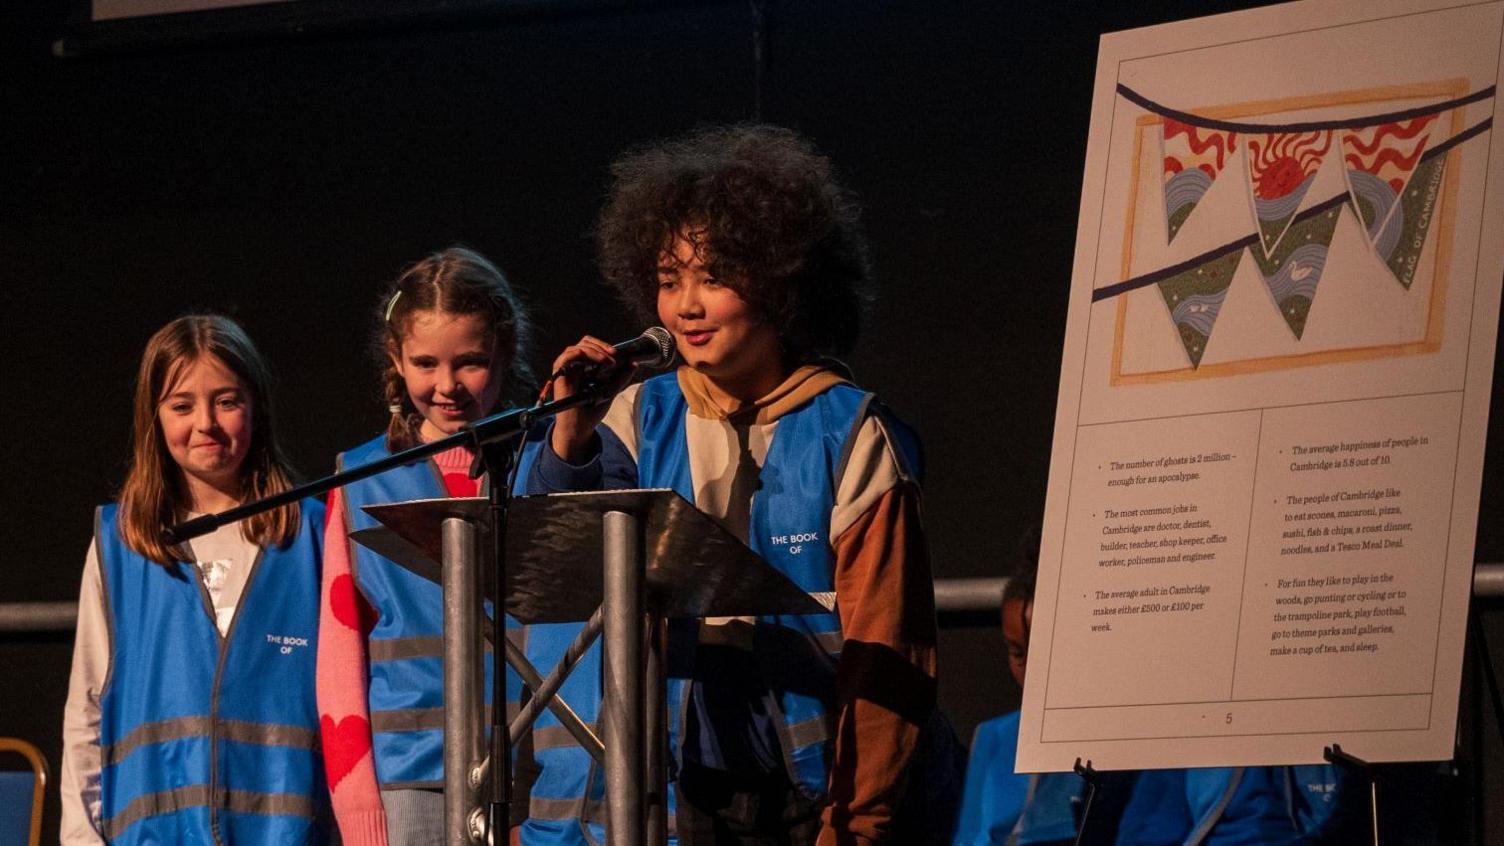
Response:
[375,247,536,451]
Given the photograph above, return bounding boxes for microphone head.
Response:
[641,326,676,368]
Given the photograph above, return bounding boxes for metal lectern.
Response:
[353,489,828,846]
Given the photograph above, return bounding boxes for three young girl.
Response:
[61,126,926,846]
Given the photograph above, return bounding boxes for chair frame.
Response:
[0,737,48,846]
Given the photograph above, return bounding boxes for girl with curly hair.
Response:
[527,125,938,846]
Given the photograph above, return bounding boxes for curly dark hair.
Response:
[374,246,537,451]
[596,124,871,357]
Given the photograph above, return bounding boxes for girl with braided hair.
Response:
[316,247,542,846]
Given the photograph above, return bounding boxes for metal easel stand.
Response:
[1465,603,1504,846]
[1071,758,1101,846]
[1323,743,1378,846]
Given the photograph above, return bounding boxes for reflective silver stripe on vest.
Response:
[529,795,605,823]
[372,703,520,734]
[533,723,598,751]
[102,717,319,768]
[221,719,319,751]
[368,638,512,734]
[369,636,443,662]
[371,708,445,732]
[101,786,315,840]
[223,789,316,820]
[102,717,212,768]
[784,715,831,751]
[102,785,213,841]
[813,630,844,655]
[369,636,505,662]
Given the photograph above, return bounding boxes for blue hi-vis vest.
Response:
[95,500,327,845]
[518,623,606,844]
[1118,765,1345,845]
[954,711,1081,846]
[338,429,545,788]
[520,374,921,845]
[641,376,869,800]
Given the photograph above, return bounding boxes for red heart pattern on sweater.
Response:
[443,471,479,498]
[321,714,373,790]
[329,573,377,635]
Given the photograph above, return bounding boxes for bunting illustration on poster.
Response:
[1102,83,1495,371]
[1343,116,1449,288]
[1247,130,1334,256]
[1155,245,1243,367]
[1248,194,1344,339]
[1162,120,1239,242]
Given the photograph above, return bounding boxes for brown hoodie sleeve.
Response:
[819,480,938,845]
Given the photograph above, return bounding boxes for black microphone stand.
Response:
[166,383,612,547]
[166,379,618,844]
[474,420,538,844]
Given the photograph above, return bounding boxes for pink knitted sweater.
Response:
[316,444,479,846]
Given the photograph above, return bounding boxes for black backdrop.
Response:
[4,1,1502,841]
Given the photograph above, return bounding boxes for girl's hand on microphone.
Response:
[548,336,636,463]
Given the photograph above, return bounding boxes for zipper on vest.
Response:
[202,543,268,846]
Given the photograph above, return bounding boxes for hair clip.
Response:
[384,290,403,323]
[388,403,403,415]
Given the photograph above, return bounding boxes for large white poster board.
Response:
[1019,0,1504,772]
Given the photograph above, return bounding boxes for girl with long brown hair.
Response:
[60,314,329,844]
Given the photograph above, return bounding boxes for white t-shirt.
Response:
[184,516,260,636]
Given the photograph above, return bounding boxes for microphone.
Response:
[558,326,676,379]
